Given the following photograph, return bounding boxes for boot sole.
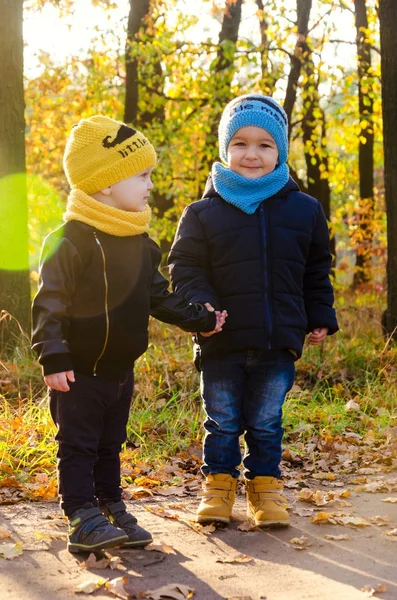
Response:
[196,515,230,524]
[68,533,128,554]
[253,519,290,527]
[247,509,289,528]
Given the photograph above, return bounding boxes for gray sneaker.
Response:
[67,505,128,554]
[100,500,153,548]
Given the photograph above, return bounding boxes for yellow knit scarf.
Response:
[63,188,151,237]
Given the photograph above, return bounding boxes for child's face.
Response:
[227,126,279,179]
[106,168,154,212]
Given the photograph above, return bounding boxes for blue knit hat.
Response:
[218,94,289,165]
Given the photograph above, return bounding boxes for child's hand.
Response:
[200,303,228,337]
[308,328,328,345]
[44,370,75,392]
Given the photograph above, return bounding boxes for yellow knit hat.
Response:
[63,115,157,194]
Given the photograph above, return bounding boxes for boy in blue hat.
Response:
[168,94,338,526]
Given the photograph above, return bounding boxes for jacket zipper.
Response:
[259,204,273,350]
[92,232,110,376]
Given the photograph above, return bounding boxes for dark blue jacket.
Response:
[168,177,338,361]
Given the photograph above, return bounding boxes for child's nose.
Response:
[245,145,258,158]
[148,178,154,190]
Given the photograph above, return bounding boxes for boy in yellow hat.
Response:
[32,116,226,554]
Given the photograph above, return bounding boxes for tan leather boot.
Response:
[196,474,237,523]
[246,476,289,526]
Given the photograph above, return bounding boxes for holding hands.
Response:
[200,302,228,337]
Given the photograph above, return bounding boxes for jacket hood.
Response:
[202,172,300,200]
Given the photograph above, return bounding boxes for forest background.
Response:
[0,0,397,503]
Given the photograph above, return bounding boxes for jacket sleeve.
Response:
[167,205,220,308]
[31,232,83,375]
[148,238,216,333]
[303,203,339,335]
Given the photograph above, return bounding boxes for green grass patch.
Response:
[1,301,396,491]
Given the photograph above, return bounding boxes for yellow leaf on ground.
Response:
[336,516,370,528]
[382,497,397,503]
[310,512,337,524]
[312,473,336,481]
[324,534,351,541]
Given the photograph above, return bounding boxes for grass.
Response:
[1,297,396,495]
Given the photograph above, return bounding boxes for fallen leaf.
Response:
[74,578,108,594]
[289,536,311,550]
[0,528,12,541]
[336,516,370,528]
[237,521,259,532]
[0,542,23,559]
[145,544,177,555]
[345,400,360,412]
[382,497,397,503]
[310,512,337,524]
[324,534,351,541]
[105,576,130,599]
[216,554,254,564]
[200,523,216,534]
[134,477,161,488]
[312,473,336,481]
[385,529,397,537]
[369,516,392,526]
[361,583,387,596]
[291,506,315,517]
[143,583,195,599]
[144,506,179,520]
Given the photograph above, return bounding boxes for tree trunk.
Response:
[283,0,312,140]
[124,0,150,124]
[378,0,397,336]
[301,61,335,262]
[353,0,375,286]
[255,0,270,92]
[0,0,31,355]
[202,0,243,176]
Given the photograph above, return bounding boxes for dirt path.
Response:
[1,479,396,600]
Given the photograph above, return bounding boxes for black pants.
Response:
[49,370,134,517]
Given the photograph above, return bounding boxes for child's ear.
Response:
[100,186,112,196]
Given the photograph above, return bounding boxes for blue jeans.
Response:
[200,351,295,479]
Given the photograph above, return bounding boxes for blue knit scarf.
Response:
[211,162,290,215]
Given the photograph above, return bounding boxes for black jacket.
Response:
[168,177,338,361]
[32,221,216,379]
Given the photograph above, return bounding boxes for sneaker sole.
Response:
[67,533,128,554]
[122,538,153,548]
